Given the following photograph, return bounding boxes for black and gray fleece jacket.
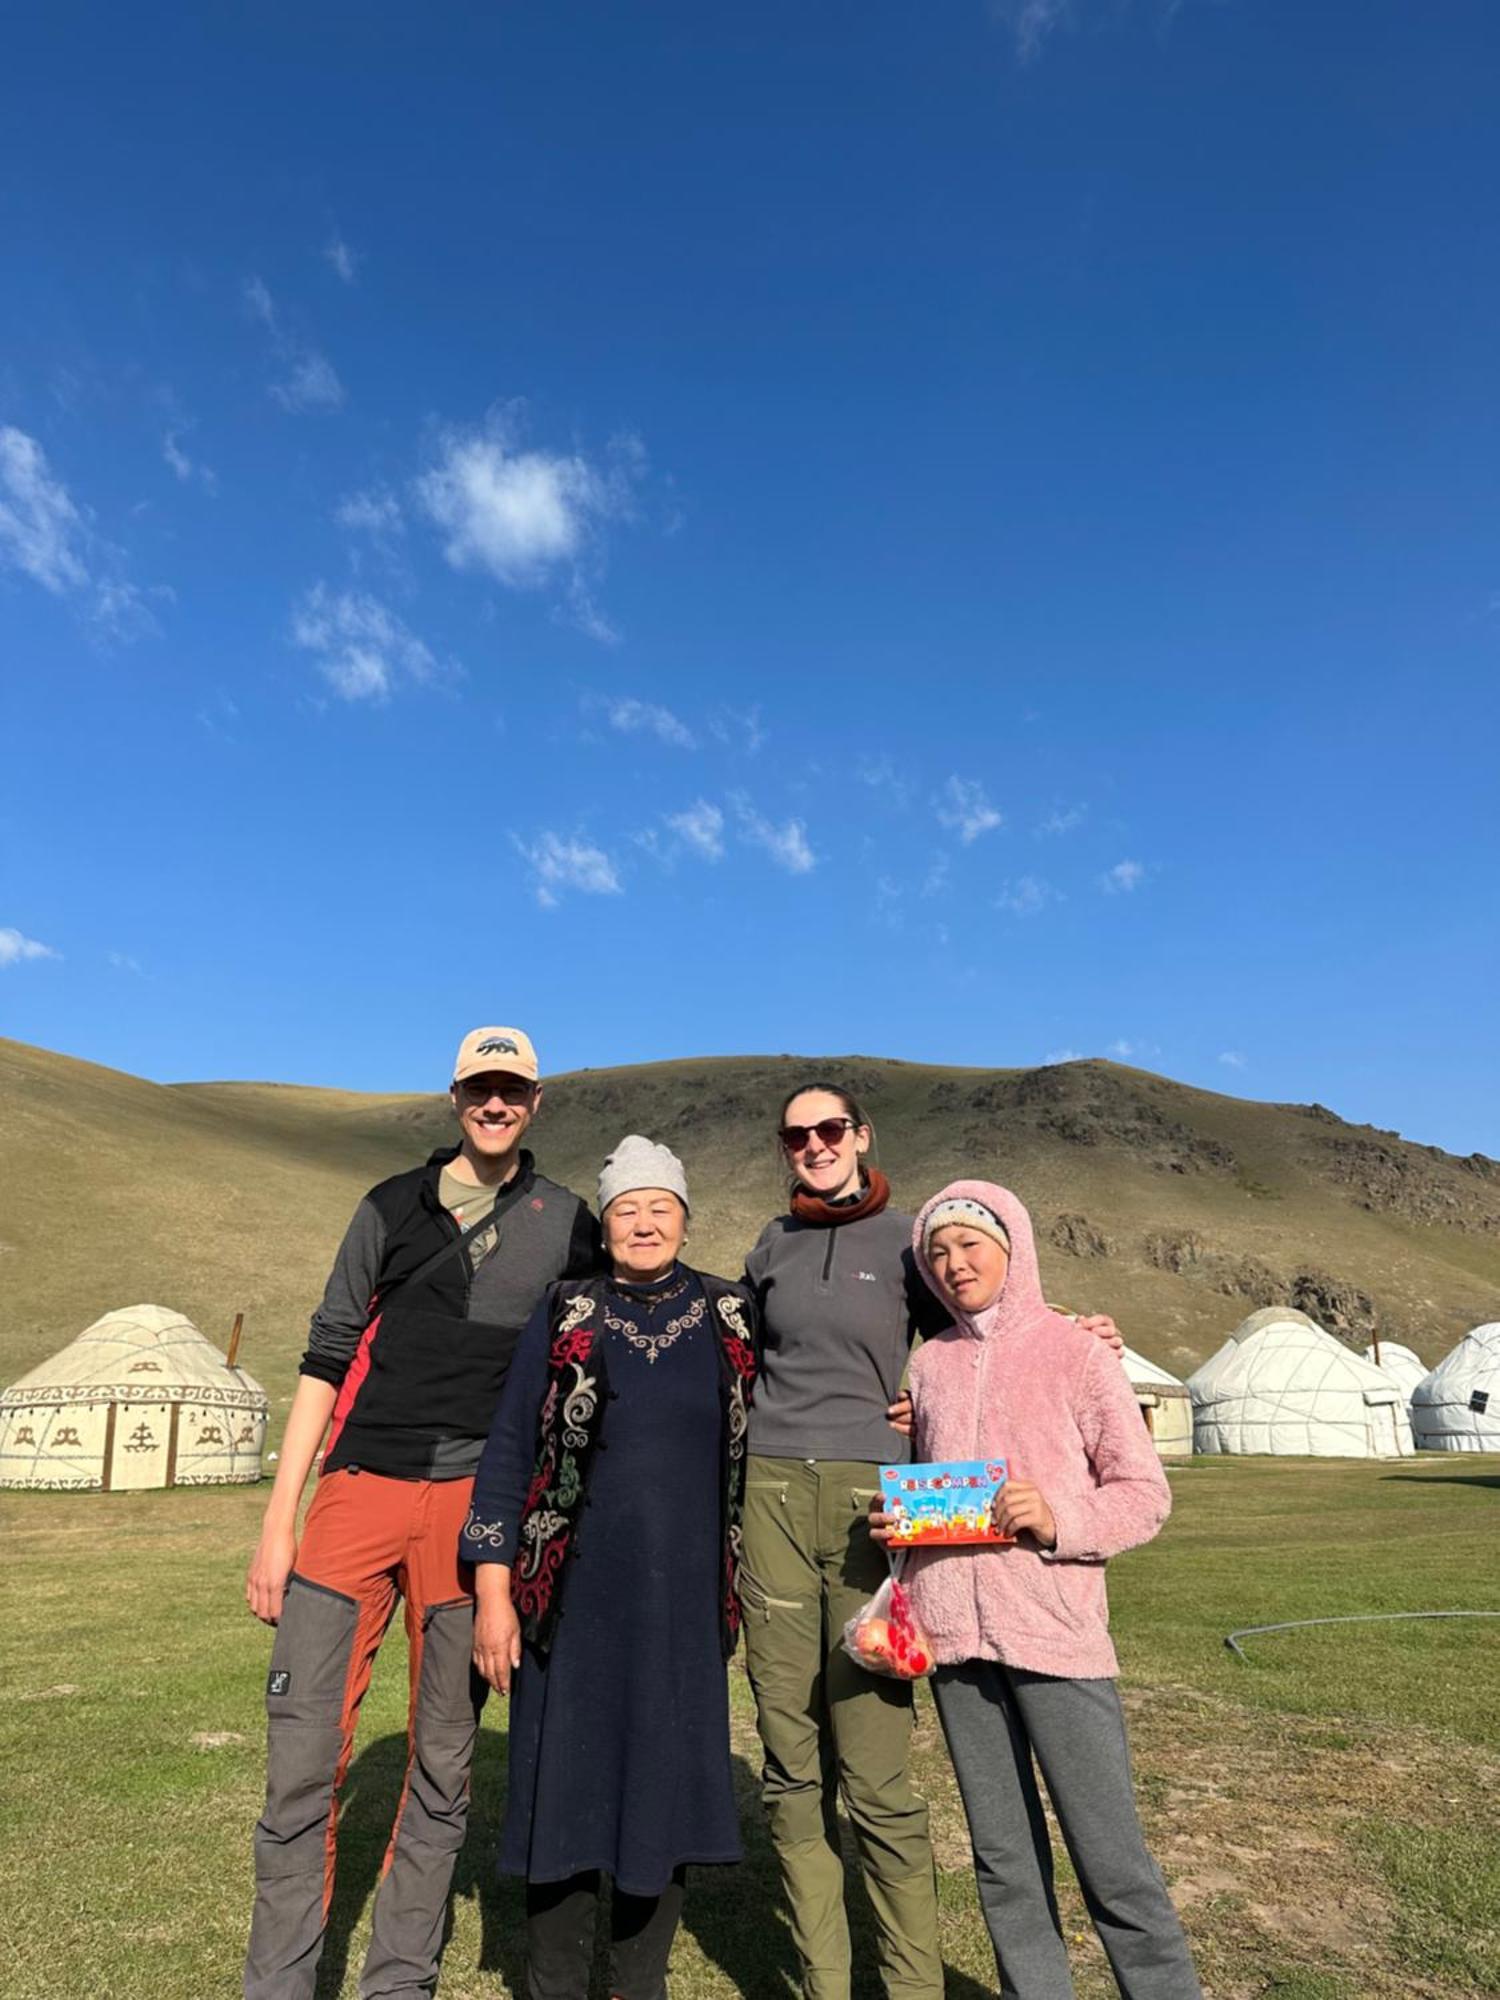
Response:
[743,1205,948,1465]
[302,1146,601,1481]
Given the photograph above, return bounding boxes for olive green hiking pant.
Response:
[740,1456,943,2000]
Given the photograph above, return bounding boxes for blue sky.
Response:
[1,0,1497,1154]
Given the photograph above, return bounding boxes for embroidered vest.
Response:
[512,1270,757,1656]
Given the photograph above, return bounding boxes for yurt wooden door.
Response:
[106,1400,175,1489]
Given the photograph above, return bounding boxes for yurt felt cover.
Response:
[1364,1342,1429,1402]
[1188,1309,1414,1459]
[1119,1345,1194,1458]
[1411,1323,1500,1452]
[0,1304,268,1491]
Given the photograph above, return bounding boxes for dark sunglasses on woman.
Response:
[778,1117,857,1152]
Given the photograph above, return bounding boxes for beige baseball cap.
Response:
[452,1026,539,1085]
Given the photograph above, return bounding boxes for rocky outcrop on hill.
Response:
[1049,1213,1116,1258]
[1321,1134,1500,1233]
[936,1063,1237,1176]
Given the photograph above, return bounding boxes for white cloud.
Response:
[996,874,1058,917]
[290,582,438,701]
[513,831,622,908]
[243,275,345,413]
[708,704,767,755]
[324,235,361,284]
[666,800,725,860]
[1000,0,1072,62]
[162,431,218,494]
[606,696,695,749]
[272,352,345,413]
[336,488,403,536]
[0,426,153,637]
[922,853,951,899]
[0,927,59,966]
[1108,1037,1161,1062]
[1045,1047,1083,1064]
[1101,858,1145,894]
[733,796,816,874]
[1218,1050,1247,1070]
[416,412,634,594]
[857,755,912,808]
[1036,803,1086,837]
[108,951,143,974]
[935,775,1003,844]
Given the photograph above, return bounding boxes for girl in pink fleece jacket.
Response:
[897,1179,1201,2000]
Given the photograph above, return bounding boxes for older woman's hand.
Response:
[472,1579,522,1694]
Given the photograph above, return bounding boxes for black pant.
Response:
[525,1868,687,2000]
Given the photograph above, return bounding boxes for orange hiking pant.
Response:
[244,1469,486,2000]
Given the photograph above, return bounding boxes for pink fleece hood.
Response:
[912,1179,1058,1346]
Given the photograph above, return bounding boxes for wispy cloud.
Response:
[324,235,361,284]
[290,582,439,701]
[857,754,913,809]
[992,0,1073,63]
[996,874,1059,917]
[0,926,59,967]
[922,853,951,899]
[0,425,154,638]
[733,796,816,874]
[162,430,218,494]
[335,488,402,537]
[243,275,345,413]
[935,775,1003,844]
[513,831,622,908]
[1108,1037,1160,1061]
[1101,858,1145,894]
[415,409,638,613]
[1045,1046,1083,1064]
[108,950,143,974]
[708,704,767,755]
[1218,1050,1247,1070]
[605,696,695,749]
[1036,803,1086,837]
[666,799,725,860]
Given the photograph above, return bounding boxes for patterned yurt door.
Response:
[107,1401,175,1489]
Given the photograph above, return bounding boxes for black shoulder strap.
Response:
[376,1172,534,1313]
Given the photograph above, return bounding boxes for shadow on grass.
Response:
[318,1739,990,2000]
[1380,1473,1500,1489]
[315,1724,526,2000]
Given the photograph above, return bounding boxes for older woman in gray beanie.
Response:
[462,1136,759,2000]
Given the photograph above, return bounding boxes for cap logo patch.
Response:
[476,1036,519,1056]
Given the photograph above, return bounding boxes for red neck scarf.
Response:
[790,1167,891,1228]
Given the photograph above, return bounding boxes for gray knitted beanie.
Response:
[597,1134,690,1216]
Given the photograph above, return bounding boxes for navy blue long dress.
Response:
[473,1264,742,1896]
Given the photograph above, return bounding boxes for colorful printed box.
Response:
[879,1459,1011,1546]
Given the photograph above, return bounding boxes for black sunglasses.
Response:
[778,1117,857,1152]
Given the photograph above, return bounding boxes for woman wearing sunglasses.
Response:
[740,1082,1123,2000]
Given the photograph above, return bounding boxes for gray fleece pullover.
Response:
[743,1205,948,1464]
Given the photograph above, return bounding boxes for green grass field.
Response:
[3,1456,1497,2000]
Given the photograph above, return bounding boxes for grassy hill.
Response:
[2,1035,1497,1404]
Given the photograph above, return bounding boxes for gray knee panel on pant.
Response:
[255,1575,359,1877]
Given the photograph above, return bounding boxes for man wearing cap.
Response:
[243,1028,600,2000]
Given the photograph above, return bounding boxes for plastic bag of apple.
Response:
[842,1569,935,1680]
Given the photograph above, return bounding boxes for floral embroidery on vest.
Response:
[514,1274,758,1655]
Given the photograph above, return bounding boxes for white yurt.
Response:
[1364,1341,1429,1404]
[1120,1346,1194,1459]
[1410,1323,1500,1452]
[1188,1307,1413,1458]
[0,1304,268,1492]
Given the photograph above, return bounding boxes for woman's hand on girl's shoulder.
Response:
[886,1390,914,1437]
[1077,1313,1124,1357]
